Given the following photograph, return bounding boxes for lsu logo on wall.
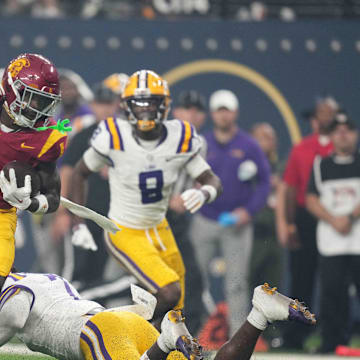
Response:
[8,57,30,78]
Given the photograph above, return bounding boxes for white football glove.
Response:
[0,169,32,211]
[72,223,98,251]
[181,188,206,214]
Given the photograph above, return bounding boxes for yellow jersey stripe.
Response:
[59,142,65,157]
[2,288,20,304]
[37,129,67,159]
[105,117,122,151]
[80,332,100,360]
[0,287,20,311]
[9,273,25,280]
[180,120,192,153]
[0,285,16,302]
[82,326,105,360]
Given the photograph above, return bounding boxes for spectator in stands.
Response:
[249,123,284,293]
[102,72,129,118]
[306,113,360,354]
[190,89,270,337]
[50,83,118,284]
[2,0,31,16]
[275,96,337,349]
[81,0,135,19]
[249,122,284,347]
[31,0,63,18]
[167,90,207,335]
[55,69,95,141]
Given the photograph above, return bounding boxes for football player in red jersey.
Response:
[0,53,67,290]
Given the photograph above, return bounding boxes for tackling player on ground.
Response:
[0,53,67,290]
[70,70,222,326]
[0,270,316,360]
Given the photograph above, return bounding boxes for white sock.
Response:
[247,307,268,331]
[157,333,171,354]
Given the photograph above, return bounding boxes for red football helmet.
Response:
[0,53,61,128]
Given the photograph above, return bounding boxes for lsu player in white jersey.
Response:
[0,271,316,360]
[70,70,222,325]
[0,270,202,360]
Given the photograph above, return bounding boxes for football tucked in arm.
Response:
[2,161,41,197]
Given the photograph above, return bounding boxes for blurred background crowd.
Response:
[1,0,360,356]
[2,0,360,20]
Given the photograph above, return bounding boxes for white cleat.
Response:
[252,283,316,325]
[160,310,203,360]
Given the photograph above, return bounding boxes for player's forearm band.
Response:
[201,185,217,203]
[33,194,49,214]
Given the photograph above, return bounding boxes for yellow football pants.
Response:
[0,208,17,277]
[80,311,186,360]
[106,218,185,309]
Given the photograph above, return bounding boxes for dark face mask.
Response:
[129,98,162,121]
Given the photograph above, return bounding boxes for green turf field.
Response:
[0,343,348,360]
[2,334,360,360]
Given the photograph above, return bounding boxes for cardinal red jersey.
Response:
[0,119,67,209]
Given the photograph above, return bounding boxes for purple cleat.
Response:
[288,298,316,325]
[251,283,316,326]
[160,310,203,360]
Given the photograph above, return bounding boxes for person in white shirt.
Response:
[306,112,360,353]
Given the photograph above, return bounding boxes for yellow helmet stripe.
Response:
[105,117,123,151]
[138,70,148,89]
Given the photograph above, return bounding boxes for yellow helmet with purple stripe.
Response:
[122,70,171,132]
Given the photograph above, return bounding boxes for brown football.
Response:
[2,161,41,198]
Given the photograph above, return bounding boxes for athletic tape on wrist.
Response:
[201,185,217,203]
[247,307,268,331]
[34,194,49,214]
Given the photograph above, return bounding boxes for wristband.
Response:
[33,194,49,214]
[201,185,217,203]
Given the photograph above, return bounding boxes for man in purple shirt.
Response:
[190,89,271,337]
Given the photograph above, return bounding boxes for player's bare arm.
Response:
[195,169,223,200]
[70,158,93,224]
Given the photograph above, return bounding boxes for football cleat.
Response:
[252,283,316,325]
[160,310,203,360]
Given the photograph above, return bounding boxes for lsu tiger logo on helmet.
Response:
[122,70,171,132]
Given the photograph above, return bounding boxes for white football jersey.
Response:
[84,118,210,228]
[0,273,103,360]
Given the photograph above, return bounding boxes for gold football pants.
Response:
[106,218,185,309]
[80,310,186,360]
[0,208,17,277]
